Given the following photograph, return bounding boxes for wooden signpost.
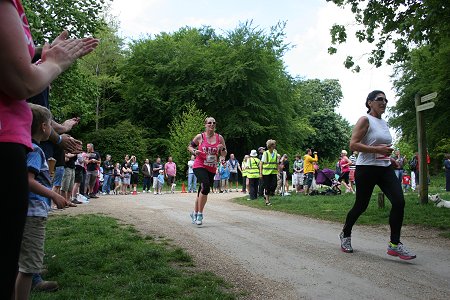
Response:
[415,92,437,204]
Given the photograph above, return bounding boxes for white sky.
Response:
[110,0,396,126]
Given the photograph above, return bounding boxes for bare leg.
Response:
[197,193,208,213]
[72,182,80,199]
[15,272,32,300]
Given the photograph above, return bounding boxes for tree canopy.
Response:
[390,40,450,166]
[23,0,106,43]
[24,0,352,173]
[327,0,450,71]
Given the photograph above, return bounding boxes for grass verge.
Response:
[32,215,236,300]
[234,176,450,237]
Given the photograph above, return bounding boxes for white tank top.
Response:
[356,114,392,167]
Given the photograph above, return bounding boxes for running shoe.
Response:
[339,232,353,253]
[190,212,197,224]
[387,242,416,260]
[196,213,203,225]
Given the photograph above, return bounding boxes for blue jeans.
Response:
[188,173,197,192]
[394,169,403,184]
[102,174,112,193]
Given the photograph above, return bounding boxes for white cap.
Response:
[250,149,258,157]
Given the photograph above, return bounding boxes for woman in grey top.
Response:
[339,90,416,260]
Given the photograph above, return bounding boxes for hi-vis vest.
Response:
[241,160,249,177]
[247,157,261,178]
[262,150,278,175]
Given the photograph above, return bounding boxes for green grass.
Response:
[234,175,450,237]
[32,215,236,300]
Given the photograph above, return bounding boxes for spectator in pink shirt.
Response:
[164,157,177,193]
[0,1,98,296]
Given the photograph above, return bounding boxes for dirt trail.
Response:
[59,192,450,300]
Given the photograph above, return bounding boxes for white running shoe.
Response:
[195,213,203,225]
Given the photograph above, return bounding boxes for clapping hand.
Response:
[42,30,99,73]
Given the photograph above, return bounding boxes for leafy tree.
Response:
[292,78,350,160]
[121,23,307,161]
[49,64,99,132]
[23,0,106,43]
[83,120,150,165]
[304,108,351,161]
[389,41,450,172]
[294,78,343,112]
[327,0,450,71]
[78,22,125,130]
[168,102,207,178]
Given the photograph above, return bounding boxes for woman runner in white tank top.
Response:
[339,90,416,260]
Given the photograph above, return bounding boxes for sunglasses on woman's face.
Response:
[207,121,216,125]
[373,97,388,103]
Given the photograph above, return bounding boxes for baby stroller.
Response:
[316,168,341,195]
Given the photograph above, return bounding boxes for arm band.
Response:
[190,140,197,147]
[56,135,62,145]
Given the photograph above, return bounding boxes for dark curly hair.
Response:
[365,90,385,113]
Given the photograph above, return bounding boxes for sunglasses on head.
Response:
[373,96,388,103]
[207,121,216,125]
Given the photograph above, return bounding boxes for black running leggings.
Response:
[193,168,215,196]
[343,165,405,244]
[1,143,29,299]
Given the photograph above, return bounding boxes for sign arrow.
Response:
[416,101,435,112]
[421,92,437,103]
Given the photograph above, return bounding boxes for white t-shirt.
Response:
[187,160,194,174]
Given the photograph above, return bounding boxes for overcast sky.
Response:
[110,0,396,125]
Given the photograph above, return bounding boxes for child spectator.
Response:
[15,104,67,298]
[213,168,221,193]
[219,159,230,192]
[157,169,165,194]
[402,171,411,193]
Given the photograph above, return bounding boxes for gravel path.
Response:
[58,192,450,300]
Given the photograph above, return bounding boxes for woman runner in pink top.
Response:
[187,117,227,225]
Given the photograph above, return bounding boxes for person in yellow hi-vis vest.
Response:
[303,148,318,195]
[241,155,250,193]
[247,150,261,200]
[259,140,279,206]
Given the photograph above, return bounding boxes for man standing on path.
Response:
[392,150,405,184]
[247,150,261,200]
[303,148,318,196]
[165,156,177,193]
[292,154,304,194]
[142,159,152,193]
[227,153,241,192]
[257,146,265,198]
[260,140,278,206]
[152,157,163,195]
[102,154,114,195]
[85,143,101,198]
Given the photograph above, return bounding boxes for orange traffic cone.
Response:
[181,182,187,193]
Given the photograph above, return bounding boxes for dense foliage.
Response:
[23,0,106,43]
[24,2,352,176]
[327,0,450,72]
[390,41,450,169]
[328,0,450,173]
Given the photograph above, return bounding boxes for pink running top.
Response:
[0,0,35,150]
[193,132,220,173]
